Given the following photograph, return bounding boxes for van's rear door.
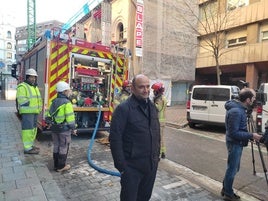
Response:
[190,87,209,121]
[208,88,230,123]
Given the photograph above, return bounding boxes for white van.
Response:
[186,85,240,128]
[256,83,268,134]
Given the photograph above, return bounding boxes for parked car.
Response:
[186,85,240,128]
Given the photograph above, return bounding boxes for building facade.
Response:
[0,16,16,74]
[196,0,268,89]
[15,20,64,62]
[83,0,198,105]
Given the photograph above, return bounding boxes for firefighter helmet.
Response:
[56,81,70,92]
[151,82,165,93]
[122,80,131,88]
[25,68,38,77]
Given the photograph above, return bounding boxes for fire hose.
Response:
[87,102,121,177]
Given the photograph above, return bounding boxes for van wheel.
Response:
[188,122,195,128]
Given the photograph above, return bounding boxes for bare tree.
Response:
[181,0,236,85]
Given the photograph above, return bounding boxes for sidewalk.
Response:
[0,100,260,201]
[166,104,188,128]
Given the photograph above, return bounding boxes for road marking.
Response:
[178,128,265,153]
[163,181,187,189]
[180,128,225,142]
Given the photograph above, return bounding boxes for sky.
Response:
[1,0,89,27]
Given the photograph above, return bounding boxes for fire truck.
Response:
[16,30,129,134]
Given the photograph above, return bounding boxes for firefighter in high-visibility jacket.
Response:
[114,80,132,108]
[152,82,168,159]
[48,81,77,172]
[16,68,42,154]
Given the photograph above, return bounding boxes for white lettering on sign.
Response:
[135,2,144,57]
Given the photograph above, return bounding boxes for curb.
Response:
[166,121,188,129]
[162,159,261,201]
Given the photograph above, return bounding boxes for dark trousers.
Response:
[52,131,71,169]
[120,165,158,201]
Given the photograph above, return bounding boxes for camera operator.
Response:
[221,88,262,201]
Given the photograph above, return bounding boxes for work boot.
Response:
[24,148,39,154]
[56,164,71,172]
[53,153,59,171]
[32,146,40,150]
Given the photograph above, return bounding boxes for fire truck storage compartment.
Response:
[70,53,112,131]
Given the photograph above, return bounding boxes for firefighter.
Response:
[16,68,42,154]
[152,82,168,159]
[113,80,132,109]
[48,81,77,172]
[119,80,132,102]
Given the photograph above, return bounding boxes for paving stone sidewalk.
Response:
[0,100,261,201]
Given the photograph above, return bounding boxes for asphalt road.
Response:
[165,125,268,200]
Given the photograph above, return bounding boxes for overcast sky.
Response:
[0,0,88,27]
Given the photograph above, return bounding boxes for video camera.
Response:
[246,91,267,117]
[260,127,268,149]
[255,91,267,106]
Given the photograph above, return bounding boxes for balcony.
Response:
[196,42,268,68]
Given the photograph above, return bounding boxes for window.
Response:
[6,42,12,49]
[18,47,27,52]
[6,52,12,59]
[262,31,268,41]
[227,36,247,47]
[117,23,124,41]
[210,88,230,101]
[192,88,230,101]
[199,0,218,21]
[227,0,249,11]
[17,39,27,45]
[6,31,12,39]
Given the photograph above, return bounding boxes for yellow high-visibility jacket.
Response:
[154,95,167,123]
[16,82,42,114]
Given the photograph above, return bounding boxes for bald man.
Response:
[110,74,161,201]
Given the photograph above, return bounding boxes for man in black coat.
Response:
[110,74,161,201]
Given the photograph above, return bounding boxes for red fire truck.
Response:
[15,30,129,134]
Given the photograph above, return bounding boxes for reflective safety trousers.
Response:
[21,114,38,151]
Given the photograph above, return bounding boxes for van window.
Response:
[192,88,230,101]
[192,88,209,100]
[211,88,230,101]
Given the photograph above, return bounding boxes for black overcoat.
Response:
[110,95,161,174]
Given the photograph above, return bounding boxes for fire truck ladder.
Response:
[62,0,104,33]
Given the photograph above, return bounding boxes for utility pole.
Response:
[27,0,36,50]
